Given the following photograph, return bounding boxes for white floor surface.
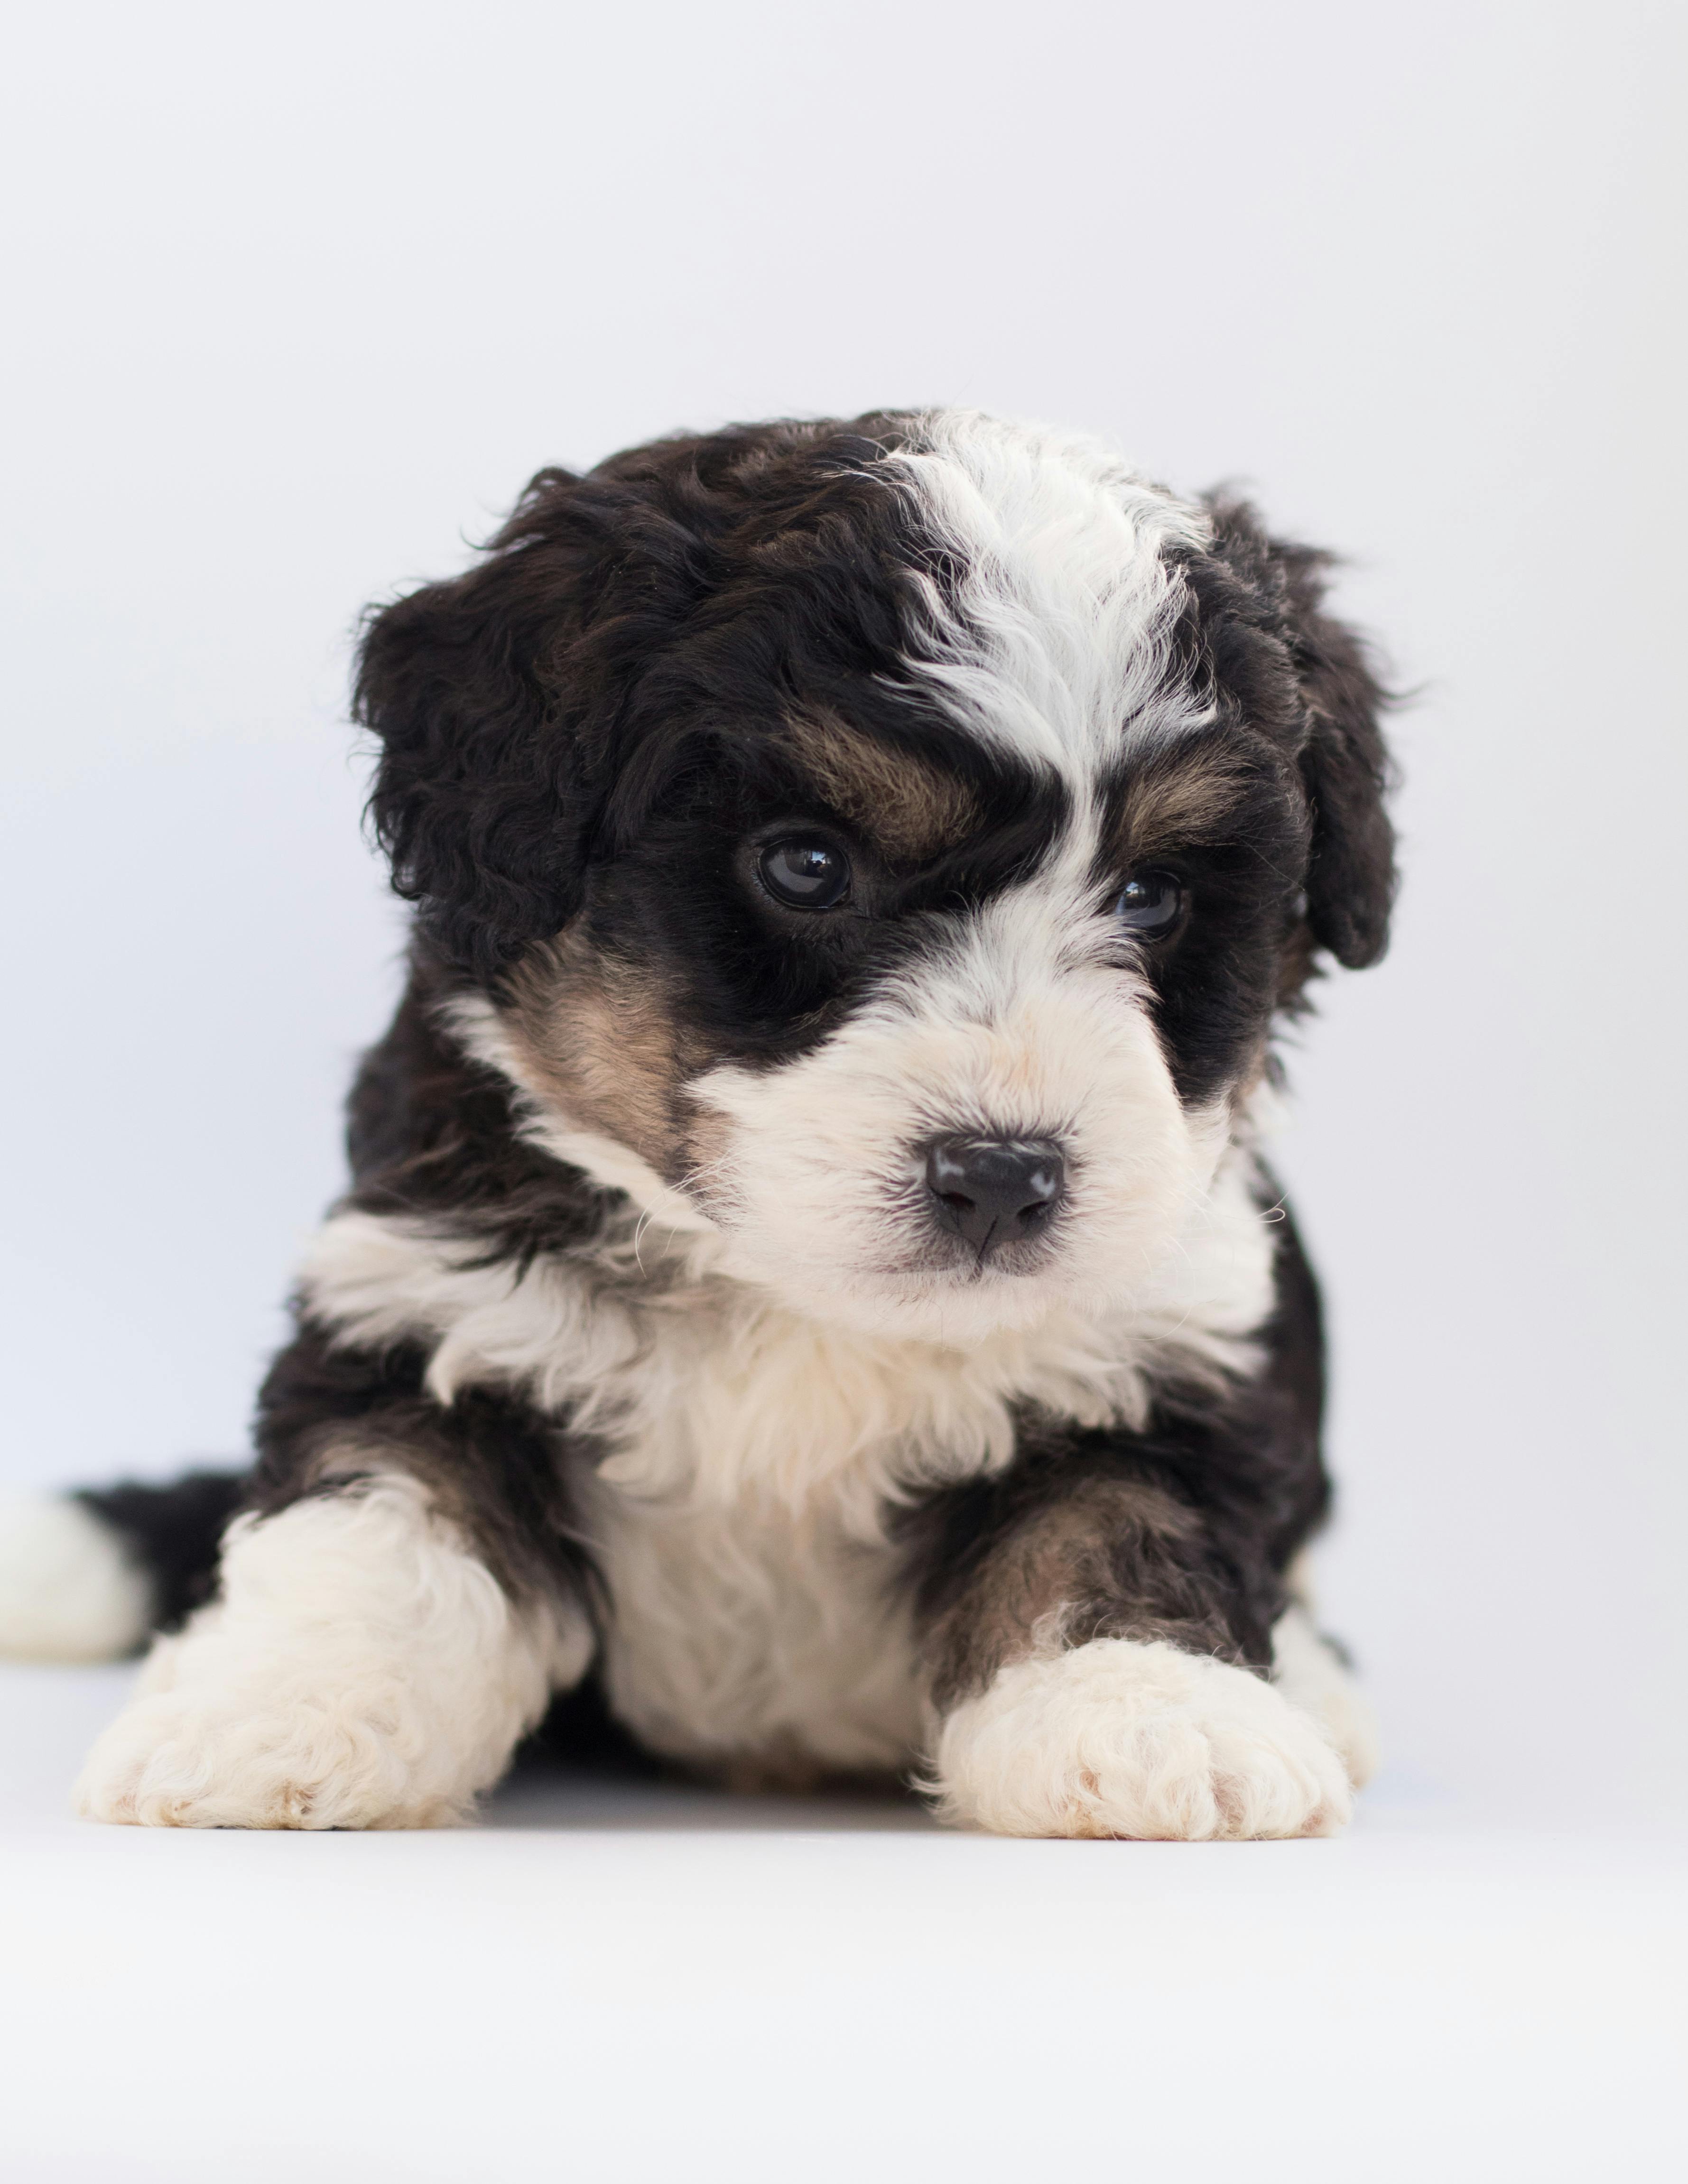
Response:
[0,1662,1681,2183]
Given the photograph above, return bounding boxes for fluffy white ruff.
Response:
[928,1636,1354,1840]
[1269,1603,1381,1788]
[299,1171,1268,1537]
[75,1475,584,1830]
[0,1493,152,1663]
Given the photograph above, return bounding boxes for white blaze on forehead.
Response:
[879,410,1214,786]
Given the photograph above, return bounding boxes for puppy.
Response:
[0,410,1391,1837]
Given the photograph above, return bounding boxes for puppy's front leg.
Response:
[915,1466,1357,1841]
[76,1471,588,1830]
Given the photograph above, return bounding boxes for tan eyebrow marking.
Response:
[1116,743,1256,853]
[787,712,981,860]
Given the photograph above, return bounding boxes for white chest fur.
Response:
[583,1474,925,1774]
[295,1148,1276,1769]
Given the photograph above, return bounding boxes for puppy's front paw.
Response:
[929,1637,1353,1840]
[74,1653,465,1830]
[73,1477,574,1830]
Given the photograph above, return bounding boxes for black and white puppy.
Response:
[0,410,1394,1837]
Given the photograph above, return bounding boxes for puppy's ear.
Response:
[1281,549,1396,969]
[354,471,607,981]
[1203,498,1397,969]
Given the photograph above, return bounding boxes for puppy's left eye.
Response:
[1113,871,1184,938]
[759,837,852,909]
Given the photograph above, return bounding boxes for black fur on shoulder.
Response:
[250,1322,603,1612]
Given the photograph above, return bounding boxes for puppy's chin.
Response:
[706,1243,1097,1349]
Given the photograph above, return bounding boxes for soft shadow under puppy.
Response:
[485,1678,935,1834]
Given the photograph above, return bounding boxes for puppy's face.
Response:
[360,413,1392,1343]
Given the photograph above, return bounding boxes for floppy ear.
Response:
[1200,498,1397,970]
[354,470,609,982]
[1277,544,1397,968]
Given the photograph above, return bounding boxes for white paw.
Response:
[73,1601,508,1829]
[74,1477,576,1830]
[75,1666,464,1829]
[929,1637,1354,1840]
[1270,1603,1380,1787]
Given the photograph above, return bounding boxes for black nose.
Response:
[925,1137,1066,1254]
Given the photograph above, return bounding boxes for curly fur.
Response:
[2,409,1395,1840]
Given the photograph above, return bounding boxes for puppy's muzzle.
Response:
[924,1137,1066,1259]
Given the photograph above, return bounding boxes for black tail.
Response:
[74,1470,250,1636]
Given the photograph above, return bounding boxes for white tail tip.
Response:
[0,1493,154,1663]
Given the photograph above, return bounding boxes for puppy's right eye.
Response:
[758,838,852,910]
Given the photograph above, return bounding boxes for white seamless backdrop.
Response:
[2,0,1683,1813]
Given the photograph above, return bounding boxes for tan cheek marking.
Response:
[791,713,981,861]
[501,933,683,1175]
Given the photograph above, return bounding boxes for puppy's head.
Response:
[356,412,1393,1343]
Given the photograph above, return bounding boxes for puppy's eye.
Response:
[1113,870,1183,938]
[759,838,852,910]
